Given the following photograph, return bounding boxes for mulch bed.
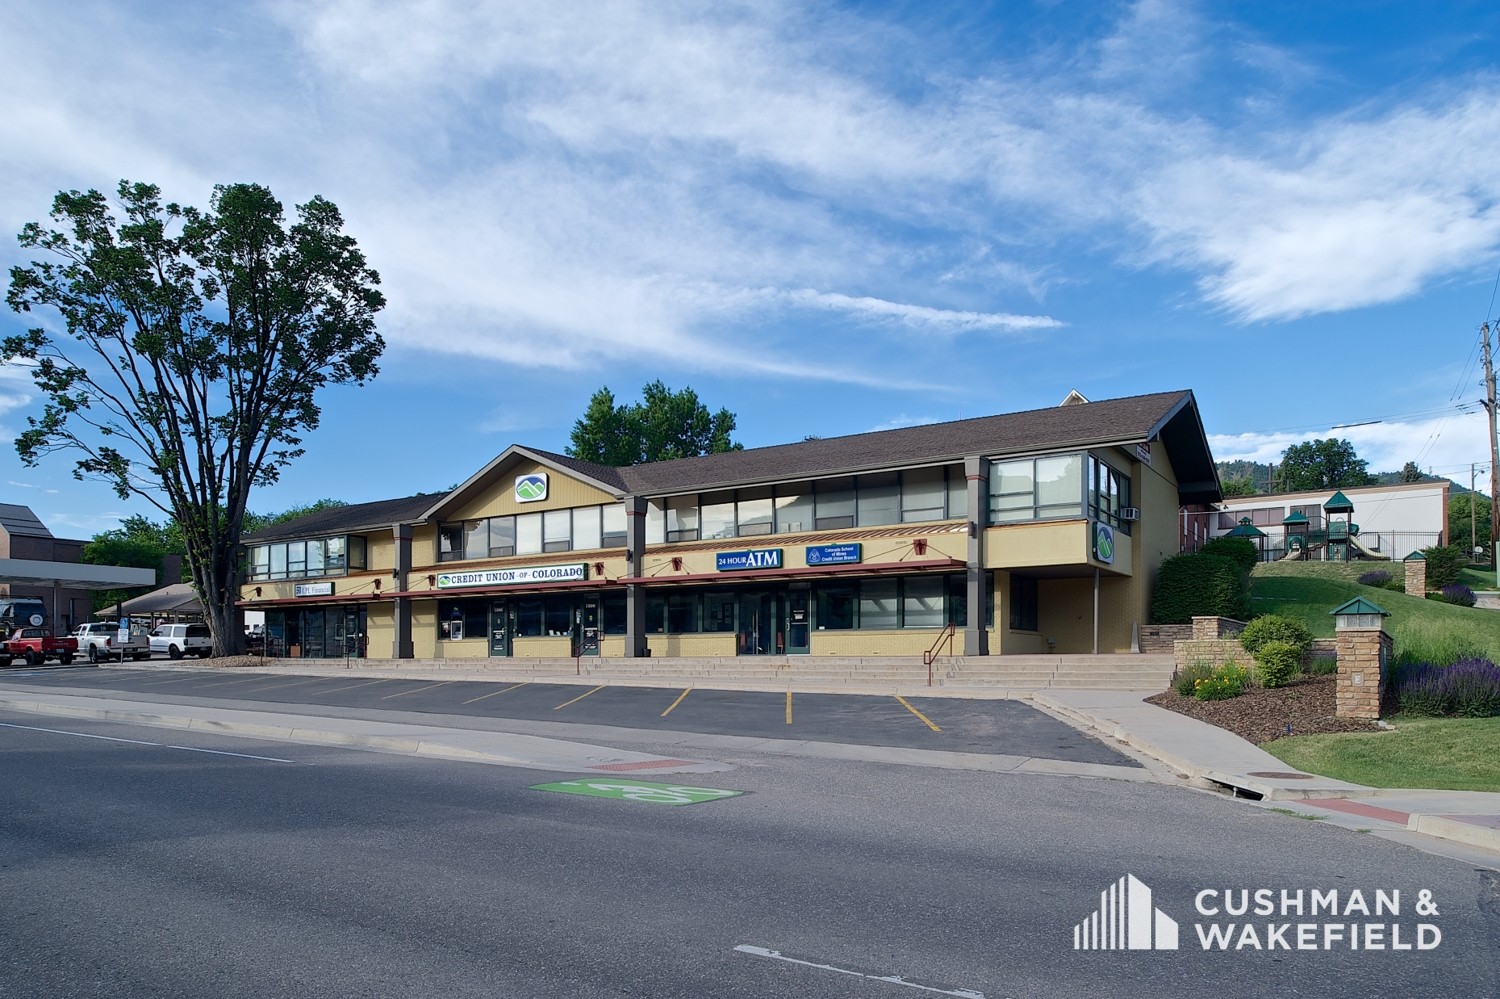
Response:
[1146,675,1383,746]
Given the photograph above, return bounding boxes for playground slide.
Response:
[1347,534,1391,560]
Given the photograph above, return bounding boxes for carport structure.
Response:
[0,558,156,633]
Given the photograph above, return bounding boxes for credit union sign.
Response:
[437,563,586,588]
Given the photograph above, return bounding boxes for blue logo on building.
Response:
[806,543,862,565]
[716,548,783,572]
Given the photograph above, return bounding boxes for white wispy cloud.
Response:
[1209,409,1492,478]
[2,0,1498,380]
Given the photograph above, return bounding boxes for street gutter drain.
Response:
[1246,771,1314,779]
[589,759,699,772]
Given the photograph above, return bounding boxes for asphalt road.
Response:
[0,666,1135,765]
[2,706,1497,999]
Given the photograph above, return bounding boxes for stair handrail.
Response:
[922,620,957,686]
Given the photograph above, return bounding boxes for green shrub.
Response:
[1419,544,1468,590]
[1240,614,1314,657]
[1306,656,1338,677]
[1151,553,1250,624]
[1255,640,1302,688]
[1175,660,1214,697]
[1199,536,1259,575]
[1194,661,1250,701]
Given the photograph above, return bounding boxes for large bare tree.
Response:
[5,181,384,654]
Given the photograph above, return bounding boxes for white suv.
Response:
[149,623,213,659]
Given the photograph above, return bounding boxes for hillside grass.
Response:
[1265,717,1500,792]
[1249,562,1500,662]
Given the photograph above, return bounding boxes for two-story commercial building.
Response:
[238,389,1219,663]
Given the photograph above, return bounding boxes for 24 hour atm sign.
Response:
[437,564,587,588]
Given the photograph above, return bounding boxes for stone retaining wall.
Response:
[1139,624,1190,654]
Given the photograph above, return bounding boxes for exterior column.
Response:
[623,496,648,658]
[391,523,414,659]
[1334,626,1391,720]
[1403,553,1426,596]
[964,455,989,656]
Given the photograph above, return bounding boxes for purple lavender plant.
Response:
[1439,584,1476,607]
[1395,658,1500,717]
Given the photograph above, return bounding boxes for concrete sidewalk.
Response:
[1035,688,1500,861]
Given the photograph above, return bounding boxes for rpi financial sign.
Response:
[716,548,783,572]
[1073,874,1442,953]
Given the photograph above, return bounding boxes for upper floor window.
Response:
[248,534,367,581]
[1087,455,1133,534]
[438,503,625,562]
[989,454,1083,524]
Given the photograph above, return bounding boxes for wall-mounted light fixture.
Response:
[373,578,381,592]
[427,574,436,586]
[913,539,928,555]
[671,557,683,571]
[967,521,978,539]
[253,586,262,597]
[593,562,606,577]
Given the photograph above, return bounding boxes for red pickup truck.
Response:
[0,627,77,667]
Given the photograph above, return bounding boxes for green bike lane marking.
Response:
[531,779,745,806]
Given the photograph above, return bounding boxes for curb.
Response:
[1405,814,1500,853]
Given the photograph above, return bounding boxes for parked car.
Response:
[0,627,77,667]
[149,623,212,659]
[0,598,48,631]
[73,621,151,663]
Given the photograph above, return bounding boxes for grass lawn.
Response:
[1458,565,1500,591]
[1249,567,1500,662]
[1264,716,1500,792]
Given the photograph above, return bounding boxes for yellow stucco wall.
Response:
[1036,576,1136,653]
[514,637,574,658]
[365,535,395,572]
[448,459,617,522]
[365,604,394,658]
[646,633,737,657]
[984,520,1088,569]
[809,629,946,656]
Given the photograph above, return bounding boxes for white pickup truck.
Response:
[72,621,152,663]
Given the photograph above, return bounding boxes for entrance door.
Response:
[737,591,781,655]
[334,606,366,658]
[488,601,511,657]
[579,599,601,657]
[785,586,810,655]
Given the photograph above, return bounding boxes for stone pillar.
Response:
[1403,554,1426,596]
[391,523,414,659]
[623,496,648,658]
[963,455,989,657]
[1334,627,1391,720]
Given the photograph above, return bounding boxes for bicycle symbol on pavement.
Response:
[530,779,745,806]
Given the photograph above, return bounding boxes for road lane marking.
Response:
[553,684,606,710]
[895,696,942,732]
[193,674,281,687]
[533,779,742,805]
[785,691,793,725]
[382,680,453,700]
[661,688,692,717]
[308,678,392,694]
[733,946,987,998]
[462,681,529,705]
[0,721,305,764]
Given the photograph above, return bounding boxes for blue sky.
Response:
[3,0,1500,537]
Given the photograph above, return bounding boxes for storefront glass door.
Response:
[737,591,781,655]
[488,600,511,657]
[786,586,810,655]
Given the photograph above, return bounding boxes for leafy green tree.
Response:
[5,181,384,654]
[243,498,349,535]
[1397,461,1424,483]
[567,381,743,464]
[82,515,176,612]
[1447,492,1492,556]
[1277,438,1374,491]
[1220,476,1257,497]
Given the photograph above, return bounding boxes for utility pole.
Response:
[1483,323,1500,584]
[1472,462,1478,555]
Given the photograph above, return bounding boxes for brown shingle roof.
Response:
[616,389,1195,494]
[244,493,436,543]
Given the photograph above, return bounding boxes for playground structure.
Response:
[1276,490,1390,562]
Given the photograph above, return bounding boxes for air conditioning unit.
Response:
[1120,507,1141,522]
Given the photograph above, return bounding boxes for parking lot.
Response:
[0,666,1139,766]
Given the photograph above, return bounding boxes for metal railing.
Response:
[922,620,957,687]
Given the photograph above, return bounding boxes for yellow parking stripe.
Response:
[462,681,529,705]
[895,695,941,732]
[661,688,692,717]
[381,680,453,700]
[785,691,793,725]
[554,685,606,710]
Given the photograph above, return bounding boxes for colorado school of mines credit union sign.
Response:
[436,564,587,589]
